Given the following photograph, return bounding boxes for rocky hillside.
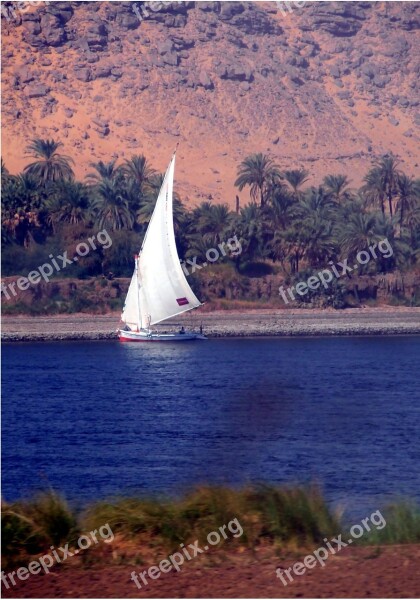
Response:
[2,1,420,205]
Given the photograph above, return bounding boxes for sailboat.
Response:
[118,150,206,342]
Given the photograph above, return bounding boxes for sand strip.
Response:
[2,308,420,342]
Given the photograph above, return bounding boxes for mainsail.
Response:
[120,265,141,330]
[121,153,201,329]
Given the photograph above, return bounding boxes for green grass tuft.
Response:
[360,501,420,545]
[2,486,419,569]
[1,490,78,568]
[82,484,340,550]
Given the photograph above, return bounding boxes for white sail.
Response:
[121,262,140,330]
[121,153,201,329]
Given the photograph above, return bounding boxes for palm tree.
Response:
[136,195,155,226]
[192,203,233,246]
[268,188,296,230]
[15,173,44,208]
[374,155,402,217]
[1,173,42,247]
[298,187,337,220]
[396,174,418,227]
[122,155,156,192]
[45,181,92,230]
[92,179,133,231]
[235,203,265,263]
[86,159,119,183]
[282,225,309,274]
[373,212,410,272]
[24,138,74,182]
[283,169,309,199]
[207,204,234,246]
[192,202,213,231]
[235,153,282,207]
[122,155,157,213]
[339,212,379,261]
[1,158,11,187]
[362,167,386,214]
[302,214,337,267]
[323,174,352,203]
[403,203,420,238]
[184,233,210,262]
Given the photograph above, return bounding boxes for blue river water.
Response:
[2,337,419,518]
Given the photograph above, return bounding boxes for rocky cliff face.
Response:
[2,1,419,204]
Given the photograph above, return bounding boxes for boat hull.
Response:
[118,329,206,342]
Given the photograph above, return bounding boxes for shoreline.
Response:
[2,307,420,342]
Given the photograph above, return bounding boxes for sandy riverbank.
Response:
[2,307,420,342]
[2,545,420,598]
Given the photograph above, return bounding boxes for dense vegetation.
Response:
[2,486,419,570]
[2,140,419,283]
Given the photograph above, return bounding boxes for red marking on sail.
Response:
[176,297,189,306]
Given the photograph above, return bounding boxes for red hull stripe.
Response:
[176,297,189,306]
[119,336,193,343]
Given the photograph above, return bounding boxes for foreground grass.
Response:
[356,501,420,545]
[2,486,419,570]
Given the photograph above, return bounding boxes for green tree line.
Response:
[2,140,419,279]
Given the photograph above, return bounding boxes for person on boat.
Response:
[179,326,185,334]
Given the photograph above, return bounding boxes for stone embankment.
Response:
[2,308,420,342]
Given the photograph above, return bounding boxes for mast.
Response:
[134,255,142,331]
